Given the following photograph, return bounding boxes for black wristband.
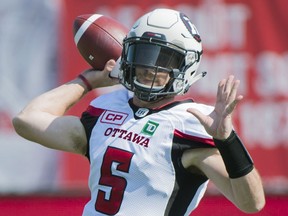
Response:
[213,131,254,179]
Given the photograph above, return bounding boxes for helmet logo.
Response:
[142,32,166,40]
[180,13,201,43]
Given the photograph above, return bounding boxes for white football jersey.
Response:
[80,89,215,216]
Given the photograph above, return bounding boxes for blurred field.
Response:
[0,195,287,216]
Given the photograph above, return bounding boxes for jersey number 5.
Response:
[95,146,134,215]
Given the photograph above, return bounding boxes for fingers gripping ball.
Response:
[73,14,128,71]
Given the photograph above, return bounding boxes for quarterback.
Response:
[13,8,265,215]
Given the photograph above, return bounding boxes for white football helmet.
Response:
[119,8,206,101]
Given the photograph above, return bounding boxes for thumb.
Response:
[105,59,120,84]
[187,108,208,126]
[105,59,116,72]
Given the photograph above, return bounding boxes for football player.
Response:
[13,8,265,216]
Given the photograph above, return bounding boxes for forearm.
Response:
[11,75,87,152]
[12,60,118,152]
[12,75,88,144]
[230,168,265,213]
[18,68,111,116]
[214,132,265,212]
[25,78,88,116]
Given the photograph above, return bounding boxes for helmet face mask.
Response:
[119,8,204,102]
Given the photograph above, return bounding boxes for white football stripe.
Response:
[74,14,103,45]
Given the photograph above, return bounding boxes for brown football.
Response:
[73,14,128,70]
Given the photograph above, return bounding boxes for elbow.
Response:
[12,115,23,135]
[12,113,27,136]
[238,197,266,214]
[243,203,265,214]
[254,197,266,212]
